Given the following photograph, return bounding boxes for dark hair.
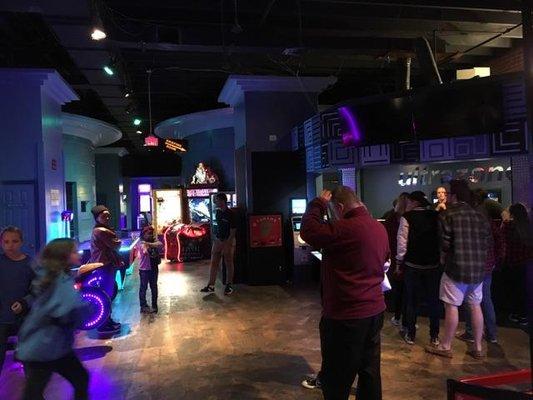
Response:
[449,179,471,203]
[215,193,228,203]
[509,203,533,245]
[0,226,23,241]
[39,238,77,290]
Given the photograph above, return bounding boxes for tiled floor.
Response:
[0,261,530,399]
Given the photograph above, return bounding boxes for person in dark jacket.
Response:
[89,205,122,333]
[0,226,35,375]
[396,191,441,346]
[500,203,533,326]
[301,186,389,400]
[17,238,89,400]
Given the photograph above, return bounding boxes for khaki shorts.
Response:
[439,272,483,306]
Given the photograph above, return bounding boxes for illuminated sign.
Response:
[398,165,512,187]
[164,139,187,153]
[186,188,218,197]
[144,135,159,147]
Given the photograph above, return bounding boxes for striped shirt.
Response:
[440,202,492,284]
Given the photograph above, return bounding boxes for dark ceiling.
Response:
[0,0,525,153]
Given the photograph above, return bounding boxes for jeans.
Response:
[465,274,497,340]
[139,267,159,308]
[320,313,383,400]
[403,266,441,340]
[23,353,89,400]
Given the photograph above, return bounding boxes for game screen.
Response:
[189,198,211,223]
[291,199,307,215]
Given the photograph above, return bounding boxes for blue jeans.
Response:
[465,274,497,340]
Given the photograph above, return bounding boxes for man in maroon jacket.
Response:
[301,186,390,400]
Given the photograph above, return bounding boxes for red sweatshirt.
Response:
[301,199,390,320]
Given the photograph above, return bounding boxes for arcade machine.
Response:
[152,189,184,262]
[289,199,314,282]
[187,187,219,224]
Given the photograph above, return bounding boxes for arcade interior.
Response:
[0,1,532,399]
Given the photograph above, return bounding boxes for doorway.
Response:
[65,182,78,240]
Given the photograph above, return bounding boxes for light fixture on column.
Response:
[103,58,116,76]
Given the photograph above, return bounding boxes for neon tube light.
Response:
[339,106,362,146]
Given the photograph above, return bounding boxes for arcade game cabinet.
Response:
[289,199,314,282]
[187,188,219,224]
[152,189,183,262]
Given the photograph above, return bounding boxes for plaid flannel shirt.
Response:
[440,202,492,284]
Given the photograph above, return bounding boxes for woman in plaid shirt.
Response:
[501,203,533,326]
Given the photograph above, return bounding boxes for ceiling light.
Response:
[133,118,142,126]
[136,130,142,134]
[124,92,131,98]
[91,28,106,41]
[103,65,114,76]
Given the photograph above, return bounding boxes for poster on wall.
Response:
[50,189,60,206]
[249,214,283,248]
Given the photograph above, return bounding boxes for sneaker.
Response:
[400,331,414,345]
[487,337,498,344]
[518,317,528,326]
[224,284,234,296]
[97,321,121,333]
[301,375,321,390]
[140,306,151,314]
[508,314,521,323]
[455,331,475,343]
[390,316,401,327]
[200,285,215,293]
[430,337,440,347]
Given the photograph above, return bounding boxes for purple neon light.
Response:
[82,292,107,329]
[338,106,362,146]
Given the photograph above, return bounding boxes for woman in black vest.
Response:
[396,191,441,346]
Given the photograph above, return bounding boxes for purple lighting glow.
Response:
[79,287,111,330]
[338,106,362,146]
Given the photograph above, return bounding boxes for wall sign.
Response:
[249,215,283,248]
[144,135,159,147]
[398,165,512,187]
[186,188,218,197]
[164,139,187,153]
[50,189,60,206]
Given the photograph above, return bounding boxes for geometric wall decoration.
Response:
[340,168,357,191]
[452,135,490,159]
[360,144,390,166]
[303,115,321,148]
[321,110,342,141]
[420,138,454,162]
[390,142,420,163]
[511,154,531,206]
[492,81,528,154]
[305,144,322,173]
[291,126,300,151]
[328,139,357,167]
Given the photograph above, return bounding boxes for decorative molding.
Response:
[452,135,490,159]
[305,145,322,172]
[360,145,390,166]
[155,107,234,138]
[390,142,419,163]
[304,115,321,148]
[420,139,454,162]
[218,75,337,106]
[94,147,129,157]
[62,113,122,147]
[328,139,356,167]
[321,110,342,141]
[0,68,78,105]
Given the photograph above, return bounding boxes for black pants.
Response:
[0,323,13,374]
[23,353,89,400]
[320,313,384,400]
[403,266,441,340]
[139,267,159,308]
[507,265,527,318]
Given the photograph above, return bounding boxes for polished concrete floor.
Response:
[0,261,530,399]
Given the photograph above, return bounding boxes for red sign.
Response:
[249,215,283,248]
[144,135,159,147]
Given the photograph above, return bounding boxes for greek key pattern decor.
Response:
[360,145,390,166]
[492,81,528,154]
[321,110,342,141]
[303,115,321,148]
[305,144,322,172]
[390,142,420,163]
[452,135,490,159]
[420,138,454,162]
[328,139,357,167]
